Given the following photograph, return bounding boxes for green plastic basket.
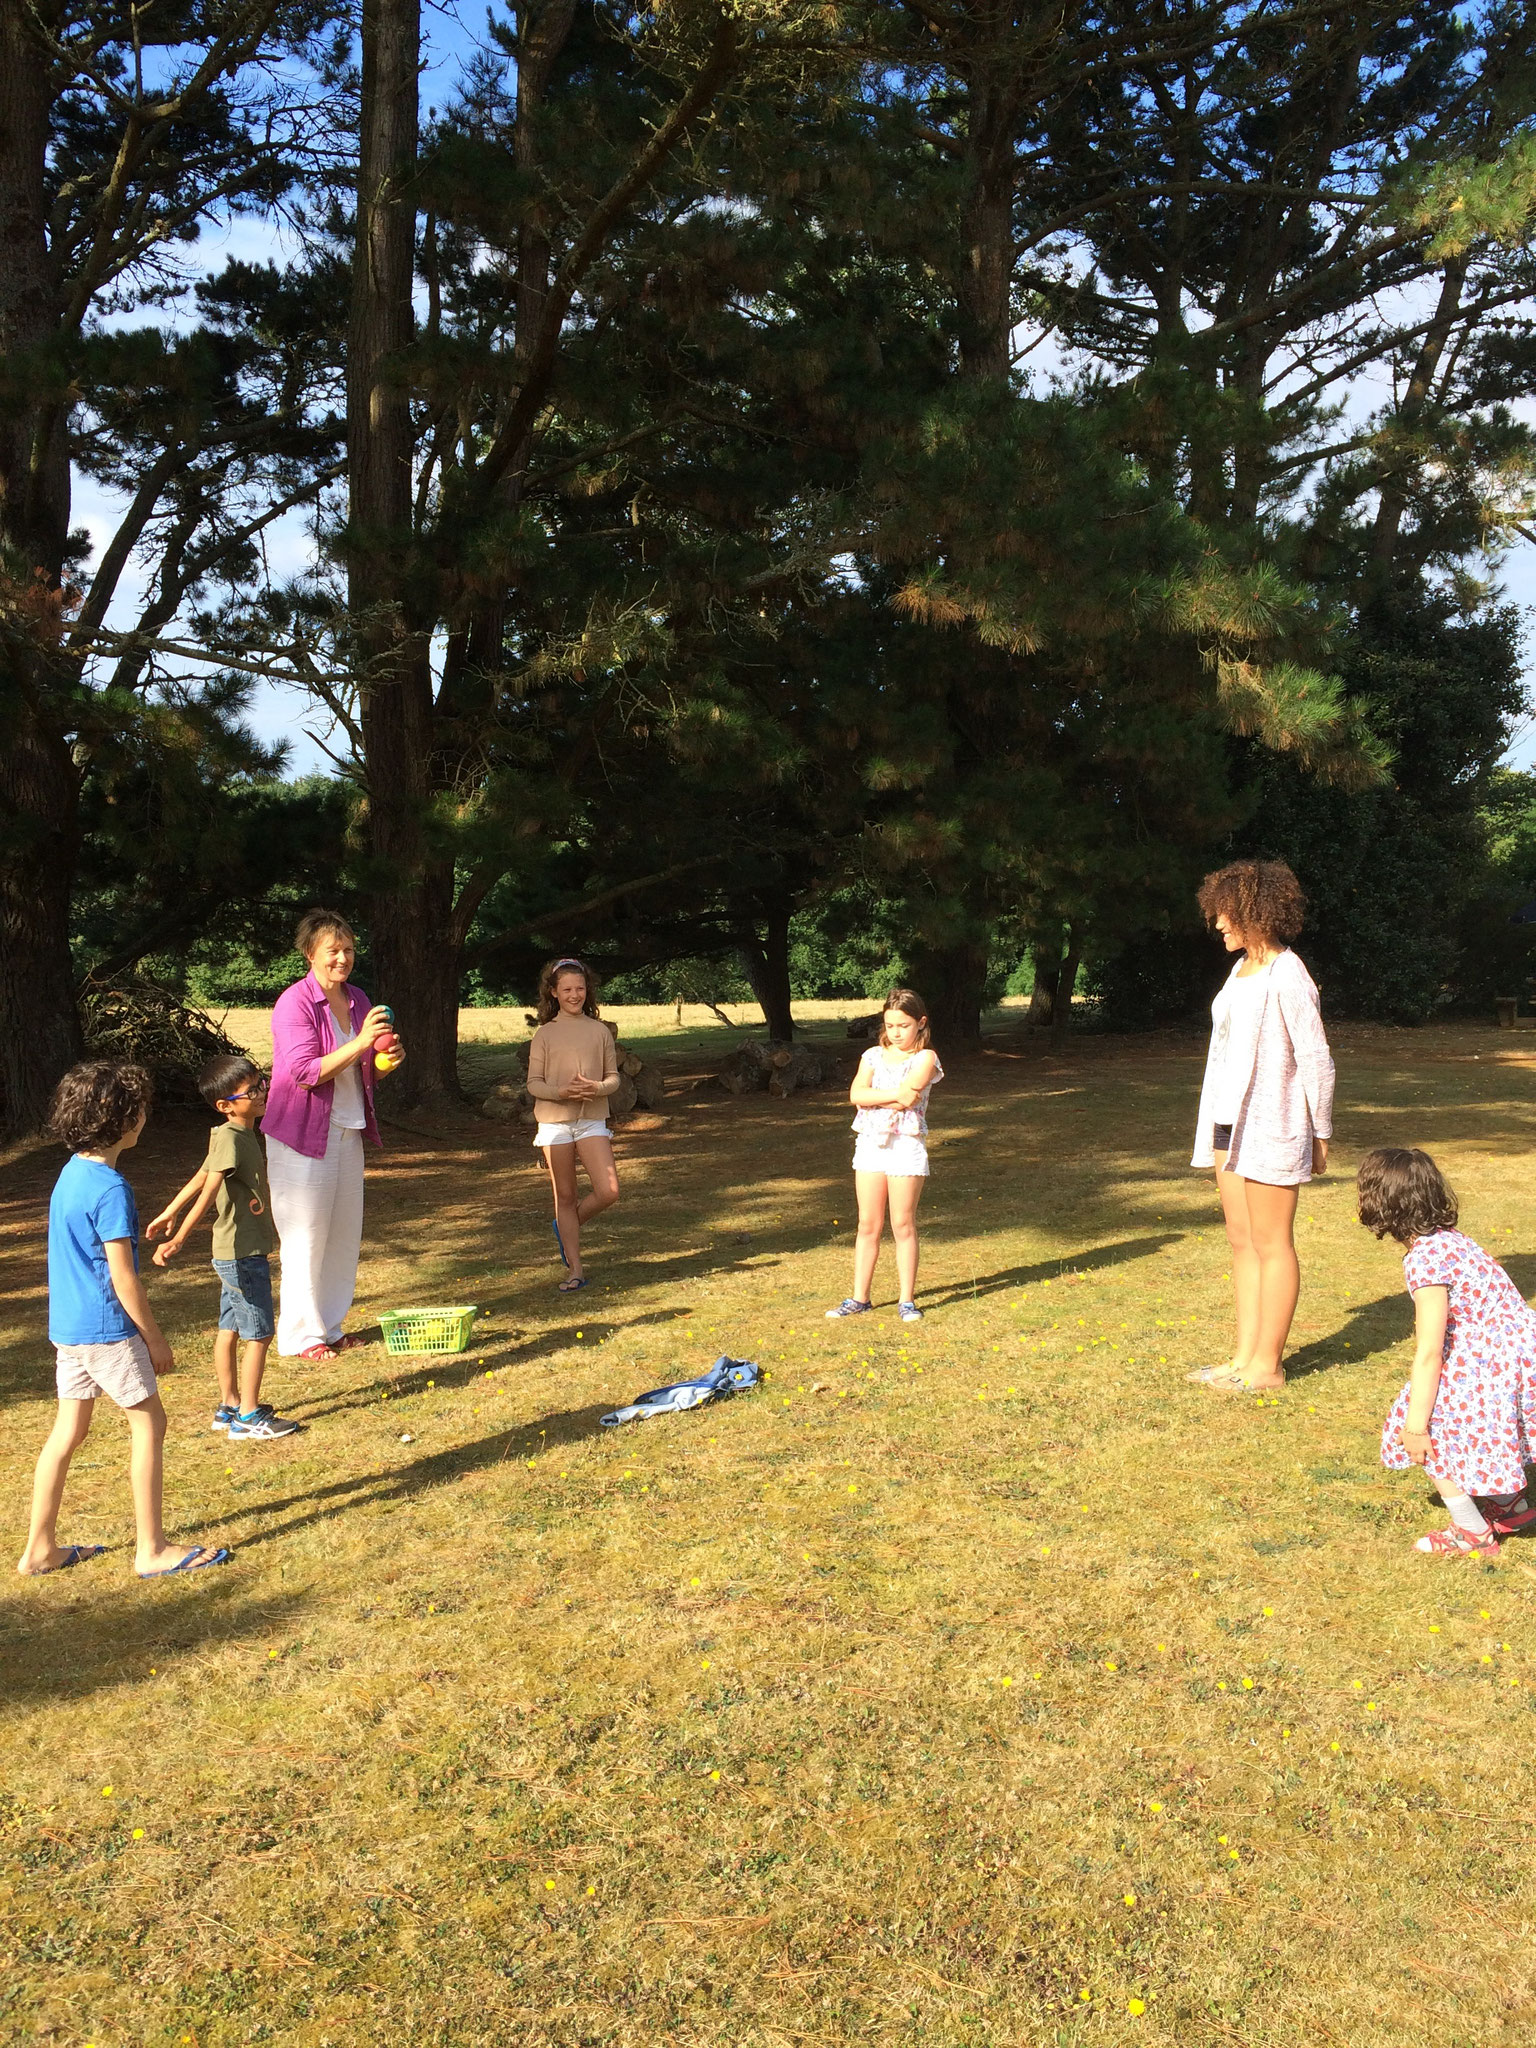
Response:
[379,1305,480,1356]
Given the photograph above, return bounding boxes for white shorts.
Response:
[534,1117,611,1148]
[55,1333,158,1408]
[852,1133,930,1178]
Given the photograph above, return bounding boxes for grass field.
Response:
[3,1014,1535,2046]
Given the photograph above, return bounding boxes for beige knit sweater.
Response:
[526,1013,620,1123]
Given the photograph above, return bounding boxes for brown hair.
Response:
[294,908,356,962]
[537,956,601,1023]
[198,1054,262,1111]
[49,1061,153,1153]
[1356,1147,1459,1246]
[880,988,931,1049]
[1196,860,1306,947]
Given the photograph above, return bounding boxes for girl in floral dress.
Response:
[1358,1148,1536,1557]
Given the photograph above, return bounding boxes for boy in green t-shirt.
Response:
[146,1056,300,1441]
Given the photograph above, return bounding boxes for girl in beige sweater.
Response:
[526,957,620,1292]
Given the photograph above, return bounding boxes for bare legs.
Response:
[1214,1153,1299,1389]
[18,1393,193,1576]
[546,1135,620,1285]
[213,1331,270,1414]
[851,1170,925,1304]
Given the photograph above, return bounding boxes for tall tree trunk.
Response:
[1049,922,1083,1049]
[1025,933,1061,1025]
[738,900,795,1041]
[909,939,989,1052]
[0,713,85,1132]
[350,0,455,1106]
[0,0,83,1134]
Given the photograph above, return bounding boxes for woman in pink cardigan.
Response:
[1188,860,1334,1393]
[264,910,395,1360]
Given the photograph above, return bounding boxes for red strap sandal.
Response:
[298,1342,338,1363]
[1414,1525,1500,1558]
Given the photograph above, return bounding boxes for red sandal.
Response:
[1415,1525,1500,1558]
[297,1342,338,1363]
[1485,1501,1536,1537]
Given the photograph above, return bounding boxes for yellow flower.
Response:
[690,1577,700,1587]
[1001,1676,1013,1687]
[1148,1801,1162,1813]
[132,1828,144,1841]
[1041,1545,1051,1556]
[1217,1835,1227,1845]
[1429,1625,1440,1633]
[1123,1891,1136,1906]
[545,1878,556,1890]
[1128,1998,1146,2016]
[269,1648,279,1660]
[1261,1606,1273,1617]
[710,1770,720,1782]
[100,1786,112,1797]
[586,1884,596,1896]
[1329,1742,1340,1753]
[1242,1677,1254,1689]
[1105,1661,1118,1673]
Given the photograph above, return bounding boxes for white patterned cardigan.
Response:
[1190,949,1335,1187]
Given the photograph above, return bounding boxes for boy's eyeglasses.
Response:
[226,1078,269,1102]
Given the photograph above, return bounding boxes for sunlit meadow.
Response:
[2,1009,1534,2045]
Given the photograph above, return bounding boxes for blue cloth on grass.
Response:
[601,1355,760,1428]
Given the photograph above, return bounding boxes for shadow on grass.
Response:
[1285,1288,1413,1380]
[920,1234,1183,1308]
[225,1401,615,1552]
[0,1579,310,1709]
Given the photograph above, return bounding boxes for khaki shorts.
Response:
[55,1333,157,1408]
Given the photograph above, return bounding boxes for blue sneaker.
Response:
[229,1407,301,1440]
[897,1300,923,1323]
[824,1298,873,1319]
[211,1405,236,1433]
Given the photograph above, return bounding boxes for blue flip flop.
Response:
[551,1216,569,1268]
[138,1545,232,1579]
[29,1543,105,1576]
[557,1273,588,1293]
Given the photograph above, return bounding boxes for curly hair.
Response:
[294,908,356,962]
[536,956,601,1024]
[49,1061,153,1154]
[879,988,931,1050]
[1196,859,1307,947]
[1356,1147,1459,1246]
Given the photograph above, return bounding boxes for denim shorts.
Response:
[213,1255,276,1341]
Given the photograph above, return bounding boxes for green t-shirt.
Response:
[204,1123,277,1261]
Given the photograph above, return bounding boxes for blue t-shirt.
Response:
[48,1155,140,1346]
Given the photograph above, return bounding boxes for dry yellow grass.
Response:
[2,1017,1535,2045]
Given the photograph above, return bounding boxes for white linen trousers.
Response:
[267,1122,366,1355]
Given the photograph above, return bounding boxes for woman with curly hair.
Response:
[1189,859,1334,1392]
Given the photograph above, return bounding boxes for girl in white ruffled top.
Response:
[825,989,943,1325]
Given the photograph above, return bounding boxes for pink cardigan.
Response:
[263,973,381,1160]
[1191,949,1333,1186]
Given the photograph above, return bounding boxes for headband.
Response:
[552,957,586,971]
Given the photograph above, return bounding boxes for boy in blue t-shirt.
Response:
[17,1061,231,1580]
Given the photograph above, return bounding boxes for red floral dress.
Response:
[1381,1229,1536,1495]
